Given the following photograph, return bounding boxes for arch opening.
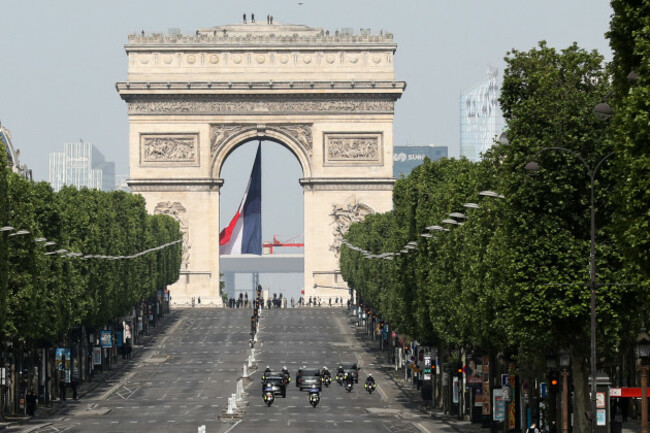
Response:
[211,125,312,179]
[219,138,305,303]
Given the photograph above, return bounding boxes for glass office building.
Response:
[459,67,505,161]
[49,141,115,192]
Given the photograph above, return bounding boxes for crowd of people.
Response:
[224,293,350,308]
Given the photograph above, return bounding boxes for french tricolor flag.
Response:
[219,144,262,255]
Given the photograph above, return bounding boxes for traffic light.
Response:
[379,321,385,331]
[549,369,560,393]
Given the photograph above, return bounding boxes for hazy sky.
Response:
[0,1,613,294]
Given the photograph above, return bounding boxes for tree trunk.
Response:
[572,352,589,433]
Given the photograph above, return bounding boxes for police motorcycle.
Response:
[321,366,332,387]
[344,373,355,392]
[364,374,376,394]
[281,366,292,385]
[336,365,345,386]
[263,382,275,407]
[308,386,321,407]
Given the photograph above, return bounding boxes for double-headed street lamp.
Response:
[526,147,615,433]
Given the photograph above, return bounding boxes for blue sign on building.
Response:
[393,145,448,179]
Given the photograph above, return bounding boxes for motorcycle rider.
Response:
[321,366,331,385]
[365,374,376,390]
[281,365,292,384]
[345,371,354,388]
[308,386,320,407]
[262,365,271,381]
[336,364,345,382]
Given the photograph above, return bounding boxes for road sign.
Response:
[423,355,432,378]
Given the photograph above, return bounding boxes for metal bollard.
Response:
[231,393,238,411]
[242,364,249,378]
[198,425,206,433]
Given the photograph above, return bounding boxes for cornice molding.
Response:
[126,34,396,51]
[128,178,223,192]
[299,177,395,191]
[117,81,406,94]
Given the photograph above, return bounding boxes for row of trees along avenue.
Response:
[341,3,649,433]
[0,146,182,412]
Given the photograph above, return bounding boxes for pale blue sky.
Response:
[0,1,613,295]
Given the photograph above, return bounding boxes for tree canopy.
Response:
[0,173,182,346]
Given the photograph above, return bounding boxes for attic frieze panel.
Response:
[126,94,395,115]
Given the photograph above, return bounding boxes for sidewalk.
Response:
[348,313,483,433]
[4,312,179,432]
[348,313,649,433]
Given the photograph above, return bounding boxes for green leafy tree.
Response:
[497,41,636,433]
[0,145,8,330]
[607,0,650,280]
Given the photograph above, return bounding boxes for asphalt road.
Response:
[233,307,422,433]
[23,307,433,433]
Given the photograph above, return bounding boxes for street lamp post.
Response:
[636,330,650,433]
[526,147,615,433]
[559,348,571,433]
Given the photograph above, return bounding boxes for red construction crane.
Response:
[262,234,304,254]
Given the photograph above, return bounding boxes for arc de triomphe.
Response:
[117,22,405,306]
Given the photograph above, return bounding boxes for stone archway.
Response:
[211,124,313,178]
[117,22,405,306]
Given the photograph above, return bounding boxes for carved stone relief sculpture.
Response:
[329,195,375,258]
[141,134,198,165]
[128,95,395,115]
[154,201,191,268]
[324,133,382,165]
[210,123,313,160]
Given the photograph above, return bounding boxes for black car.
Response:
[339,362,360,383]
[262,375,287,397]
[297,368,322,391]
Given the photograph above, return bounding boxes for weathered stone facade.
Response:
[117,22,404,306]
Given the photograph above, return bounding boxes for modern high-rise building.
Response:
[49,141,115,192]
[393,145,448,178]
[459,67,505,161]
[0,122,33,181]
